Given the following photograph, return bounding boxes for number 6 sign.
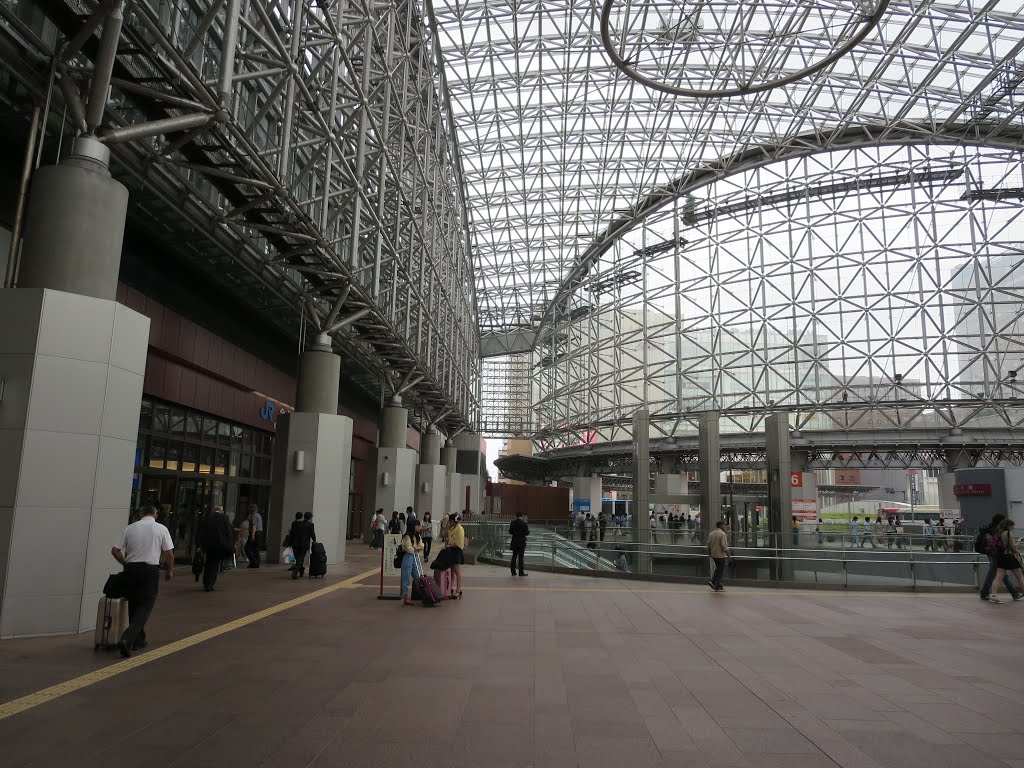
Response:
[790,472,803,488]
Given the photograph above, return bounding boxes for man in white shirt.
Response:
[111,505,175,657]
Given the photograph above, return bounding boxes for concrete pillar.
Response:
[18,138,128,301]
[572,474,603,517]
[453,432,483,515]
[295,334,340,415]
[380,397,408,449]
[416,428,446,519]
[0,137,148,637]
[765,412,793,580]
[697,411,720,538]
[938,453,972,516]
[267,335,352,566]
[373,397,416,518]
[631,408,651,574]
[420,429,443,466]
[441,443,457,472]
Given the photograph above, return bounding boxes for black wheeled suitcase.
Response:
[308,542,327,578]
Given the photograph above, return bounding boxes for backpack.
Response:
[985,532,1004,556]
[973,529,988,555]
[371,516,378,531]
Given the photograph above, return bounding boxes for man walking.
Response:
[508,511,529,577]
[707,519,732,592]
[245,504,263,568]
[197,505,234,592]
[110,505,174,657]
[289,511,317,579]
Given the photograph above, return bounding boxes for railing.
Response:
[462,521,988,589]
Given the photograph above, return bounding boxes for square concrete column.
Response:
[697,411,720,538]
[572,474,603,516]
[0,288,149,637]
[416,464,446,518]
[632,408,651,574]
[267,411,352,565]
[765,412,793,580]
[376,447,417,518]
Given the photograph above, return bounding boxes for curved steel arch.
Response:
[599,0,893,99]
[531,123,1024,351]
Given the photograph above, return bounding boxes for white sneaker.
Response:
[987,595,1003,604]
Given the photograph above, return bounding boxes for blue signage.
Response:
[259,401,276,422]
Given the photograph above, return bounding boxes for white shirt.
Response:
[117,517,174,565]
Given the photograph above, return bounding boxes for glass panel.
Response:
[182,443,198,473]
[203,417,218,439]
[242,429,253,453]
[240,453,252,478]
[228,447,239,477]
[169,408,186,434]
[186,413,202,436]
[220,421,233,441]
[165,442,181,471]
[215,449,228,476]
[138,398,153,430]
[148,439,166,469]
[199,445,214,474]
[153,404,171,433]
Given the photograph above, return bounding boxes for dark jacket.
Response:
[509,518,530,548]
[199,512,234,555]
[289,519,316,551]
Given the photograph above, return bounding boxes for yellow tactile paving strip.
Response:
[0,567,378,722]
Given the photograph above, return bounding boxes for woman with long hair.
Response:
[400,519,424,606]
[988,519,1024,604]
[421,512,434,561]
[388,510,401,534]
[446,513,466,599]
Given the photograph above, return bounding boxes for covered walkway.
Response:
[1,551,1021,768]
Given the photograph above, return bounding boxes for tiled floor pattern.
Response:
[0,548,1021,768]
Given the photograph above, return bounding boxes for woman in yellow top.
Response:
[446,513,466,598]
[401,519,425,606]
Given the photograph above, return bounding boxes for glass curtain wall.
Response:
[132,397,274,558]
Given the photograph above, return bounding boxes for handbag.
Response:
[281,546,296,564]
[394,549,404,569]
[103,571,128,598]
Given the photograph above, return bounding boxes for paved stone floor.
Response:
[1,547,1022,768]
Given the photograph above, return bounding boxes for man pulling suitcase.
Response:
[110,505,175,657]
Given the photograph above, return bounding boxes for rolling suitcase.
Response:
[417,573,443,606]
[94,597,129,650]
[438,567,457,599]
[308,542,327,578]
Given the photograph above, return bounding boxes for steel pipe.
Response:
[4,106,40,288]
[101,112,214,144]
[85,1,124,134]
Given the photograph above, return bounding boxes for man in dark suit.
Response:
[289,511,317,579]
[198,505,235,592]
[508,511,529,577]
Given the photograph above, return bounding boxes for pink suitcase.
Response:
[438,567,457,599]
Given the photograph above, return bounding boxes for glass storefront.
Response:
[132,397,274,559]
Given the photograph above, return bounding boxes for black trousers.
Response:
[121,562,160,649]
[245,532,262,567]
[423,537,433,560]
[202,549,223,589]
[711,558,727,589]
[292,546,309,575]
[511,544,526,575]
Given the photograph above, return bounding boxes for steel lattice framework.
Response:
[1,0,480,433]
[428,0,1024,445]
[3,0,1024,449]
